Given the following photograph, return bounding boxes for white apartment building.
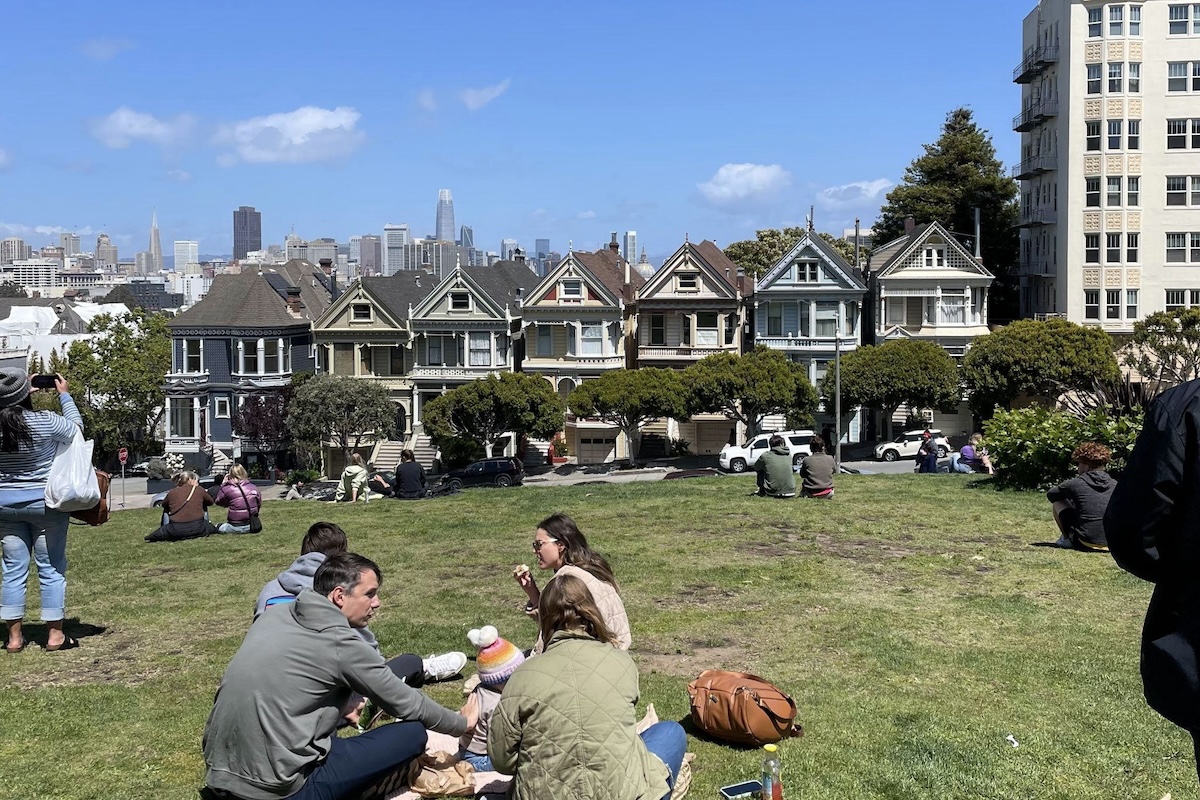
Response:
[1017,0,1200,330]
[2,259,60,290]
[174,240,199,271]
[382,224,410,276]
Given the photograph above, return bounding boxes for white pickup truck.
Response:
[718,430,816,473]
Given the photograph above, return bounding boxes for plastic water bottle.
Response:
[761,743,783,799]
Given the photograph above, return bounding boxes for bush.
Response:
[146,453,185,480]
[670,438,692,456]
[551,439,569,457]
[439,436,486,470]
[286,469,321,486]
[983,406,1142,490]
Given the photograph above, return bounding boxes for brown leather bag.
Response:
[687,669,803,746]
[69,470,111,526]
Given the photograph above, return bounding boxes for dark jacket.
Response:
[394,461,427,498]
[1047,471,1116,549]
[1105,380,1200,729]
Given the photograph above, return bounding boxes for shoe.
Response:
[1052,535,1073,549]
[46,636,79,652]
[423,651,468,682]
[5,637,26,654]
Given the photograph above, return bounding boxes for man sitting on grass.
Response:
[1047,442,1115,552]
[754,434,796,499]
[203,553,479,800]
[799,435,836,499]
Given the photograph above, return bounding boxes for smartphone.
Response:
[30,374,58,390]
[719,781,762,799]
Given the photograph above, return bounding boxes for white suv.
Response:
[719,430,816,473]
[874,429,950,462]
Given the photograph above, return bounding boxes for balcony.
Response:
[1018,208,1057,227]
[638,345,730,361]
[1019,257,1055,277]
[757,336,846,350]
[1012,99,1059,132]
[1011,153,1058,180]
[408,365,499,380]
[1013,45,1061,84]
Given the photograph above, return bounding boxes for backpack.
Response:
[687,670,804,746]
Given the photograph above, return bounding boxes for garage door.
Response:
[695,421,735,455]
[578,436,616,465]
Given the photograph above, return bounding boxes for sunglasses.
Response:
[532,538,558,553]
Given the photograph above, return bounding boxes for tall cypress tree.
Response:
[875,108,1020,322]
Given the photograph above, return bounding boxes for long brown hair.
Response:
[538,512,618,588]
[539,573,616,647]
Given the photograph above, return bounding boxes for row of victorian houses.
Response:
[163,222,994,472]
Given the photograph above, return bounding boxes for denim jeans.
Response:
[0,500,70,621]
[217,522,251,534]
[288,720,428,800]
[458,749,493,772]
[640,720,687,799]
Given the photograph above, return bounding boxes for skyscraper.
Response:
[383,224,410,276]
[95,234,118,268]
[233,206,262,261]
[149,211,163,272]
[435,189,455,242]
[174,240,199,269]
[501,239,518,260]
[360,235,382,274]
[623,231,637,265]
[1,238,29,265]
[459,225,476,266]
[349,236,362,264]
[59,232,81,256]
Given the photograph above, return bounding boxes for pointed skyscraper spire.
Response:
[149,209,163,273]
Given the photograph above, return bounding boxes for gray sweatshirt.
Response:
[203,589,467,799]
[253,553,380,650]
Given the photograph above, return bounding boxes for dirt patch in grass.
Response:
[636,642,752,677]
[812,533,918,561]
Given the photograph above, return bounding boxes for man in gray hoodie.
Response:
[754,435,797,499]
[204,553,479,800]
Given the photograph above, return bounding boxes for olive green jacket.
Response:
[755,445,796,497]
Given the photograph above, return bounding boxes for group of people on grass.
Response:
[755,434,837,500]
[201,512,686,800]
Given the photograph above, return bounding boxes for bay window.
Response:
[169,397,196,438]
[581,324,604,355]
[695,313,719,347]
[468,332,491,366]
[939,295,966,324]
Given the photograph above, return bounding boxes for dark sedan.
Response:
[441,457,524,490]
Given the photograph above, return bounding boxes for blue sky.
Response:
[0,1,1024,262]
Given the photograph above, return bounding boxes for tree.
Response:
[1125,308,1200,389]
[684,347,818,435]
[422,372,565,457]
[962,318,1119,417]
[822,340,961,436]
[103,284,139,310]
[724,227,806,278]
[874,107,1020,322]
[568,369,688,467]
[816,232,860,266]
[231,392,292,475]
[285,375,396,471]
[0,282,28,298]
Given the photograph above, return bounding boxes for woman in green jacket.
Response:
[488,574,686,799]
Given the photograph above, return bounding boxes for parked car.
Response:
[719,430,816,473]
[874,429,950,462]
[440,457,525,490]
[128,460,151,476]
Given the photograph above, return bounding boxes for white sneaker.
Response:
[423,651,468,682]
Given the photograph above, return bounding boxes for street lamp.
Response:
[834,308,842,470]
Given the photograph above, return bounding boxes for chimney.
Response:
[514,247,526,263]
[609,232,620,253]
[624,257,630,287]
[904,216,915,234]
[319,258,338,298]
[285,286,304,314]
[319,258,333,275]
[973,207,984,264]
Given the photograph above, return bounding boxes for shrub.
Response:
[983,406,1142,490]
[670,438,692,456]
[286,469,321,485]
[146,453,184,480]
[551,439,569,457]
[439,436,486,470]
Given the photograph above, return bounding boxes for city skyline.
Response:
[0,1,1021,262]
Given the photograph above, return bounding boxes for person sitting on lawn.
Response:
[368,449,428,500]
[799,435,836,499]
[253,521,467,684]
[916,429,940,474]
[457,625,525,772]
[1047,442,1116,552]
[334,453,369,502]
[213,464,261,534]
[203,553,480,800]
[145,471,218,542]
[754,434,796,499]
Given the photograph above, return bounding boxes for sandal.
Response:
[46,636,79,652]
[5,637,26,654]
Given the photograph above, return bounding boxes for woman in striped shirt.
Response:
[0,370,83,653]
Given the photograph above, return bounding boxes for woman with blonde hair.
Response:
[335,453,369,502]
[488,574,686,799]
[146,470,218,542]
[214,463,262,534]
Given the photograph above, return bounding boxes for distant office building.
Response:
[95,234,118,268]
[501,239,518,261]
[233,206,262,261]
[435,189,456,242]
[128,277,184,312]
[394,239,460,279]
[59,233,81,256]
[39,246,65,265]
[307,238,338,267]
[285,233,308,261]
[459,225,477,266]
[2,259,60,290]
[486,252,500,266]
[135,251,152,272]
[149,211,163,272]
[0,238,29,265]
[174,240,199,270]
[383,224,410,276]
[349,236,362,263]
[535,238,550,259]
[359,234,382,275]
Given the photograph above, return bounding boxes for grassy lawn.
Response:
[0,474,1191,800]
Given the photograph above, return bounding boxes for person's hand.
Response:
[344,697,367,726]
[513,565,539,601]
[53,374,68,394]
[461,691,480,735]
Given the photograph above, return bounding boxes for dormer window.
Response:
[561,280,583,302]
[182,339,202,373]
[352,303,371,321]
[676,272,699,291]
[450,291,471,311]
[923,246,945,268]
[793,261,819,282]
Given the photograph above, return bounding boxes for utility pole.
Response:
[834,308,842,470]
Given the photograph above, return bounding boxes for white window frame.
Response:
[169,397,197,438]
[1129,62,1141,92]
[1166,289,1200,310]
[1107,119,1122,150]
[560,279,583,301]
[351,303,372,321]
[215,397,231,419]
[1167,232,1188,263]
[1128,232,1140,262]
[649,314,666,346]
[1109,62,1123,93]
[676,272,699,292]
[183,338,203,374]
[1087,64,1102,94]
[1088,6,1103,36]
[468,331,491,366]
[449,291,471,311]
[1127,289,1139,319]
[695,312,719,347]
[885,297,906,326]
[794,261,819,282]
[1128,119,1140,150]
[240,338,261,374]
[1130,5,1142,35]
[1084,290,1100,320]
[938,295,966,325]
[536,325,553,356]
[580,323,604,355]
[923,247,945,268]
[1106,233,1122,263]
[1170,62,1189,92]
[1110,5,1124,36]
[1107,176,1122,207]
[767,303,783,336]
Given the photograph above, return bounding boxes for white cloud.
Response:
[460,78,511,111]
[818,178,893,207]
[90,106,195,149]
[80,38,135,61]
[0,148,9,170]
[576,210,597,220]
[417,89,437,112]
[697,163,792,208]
[213,106,366,164]
[166,169,192,183]
[0,222,96,237]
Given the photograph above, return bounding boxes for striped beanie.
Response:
[468,625,525,686]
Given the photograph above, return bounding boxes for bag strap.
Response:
[168,484,198,519]
[233,482,260,515]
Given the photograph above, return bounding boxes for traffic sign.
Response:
[118,448,128,465]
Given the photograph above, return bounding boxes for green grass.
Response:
[0,474,1193,800]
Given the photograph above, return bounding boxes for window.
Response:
[1110,5,1124,35]
[580,324,604,355]
[1127,289,1139,318]
[1108,120,1122,149]
[1087,64,1102,94]
[1168,232,1188,262]
[1167,290,1188,311]
[1107,233,1122,262]
[1128,176,1140,205]
[885,297,906,326]
[1130,5,1142,35]
[767,303,782,336]
[241,339,259,374]
[650,314,666,346]
[1109,62,1123,92]
[1107,290,1121,319]
[794,261,818,282]
[560,280,582,300]
[1129,62,1141,92]
[1086,120,1101,151]
[450,291,470,310]
[1089,6,1103,36]
[939,295,966,324]
[352,303,371,321]
[1193,119,1200,148]
[695,312,719,347]
[1128,232,1140,262]
[676,273,698,291]
[426,336,443,365]
[1169,4,1200,34]
[815,301,839,337]
[1169,119,1188,149]
[183,339,201,373]
[1085,290,1100,319]
[1128,119,1140,149]
[263,338,280,373]
[1170,62,1188,91]
[536,326,553,356]
[215,397,230,419]
[1085,233,1101,263]
[923,247,945,267]
[1193,232,1200,261]
[468,331,491,366]
[1107,176,1122,206]
[169,398,195,438]
[725,313,737,345]
[1086,177,1101,207]
[1169,176,1188,205]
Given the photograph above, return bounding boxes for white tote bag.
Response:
[44,427,101,512]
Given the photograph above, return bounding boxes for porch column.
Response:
[837,300,846,337]
[716,312,726,346]
[491,331,499,369]
[982,288,989,323]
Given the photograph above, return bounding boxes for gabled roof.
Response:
[757,231,867,291]
[638,239,741,300]
[168,259,332,329]
[871,222,994,279]
[359,271,436,321]
[573,248,645,300]
[411,260,538,320]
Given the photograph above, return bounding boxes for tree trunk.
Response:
[625,426,640,468]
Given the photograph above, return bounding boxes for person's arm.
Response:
[201,490,215,508]
[213,484,233,507]
[338,634,468,735]
[486,690,526,775]
[418,465,427,488]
